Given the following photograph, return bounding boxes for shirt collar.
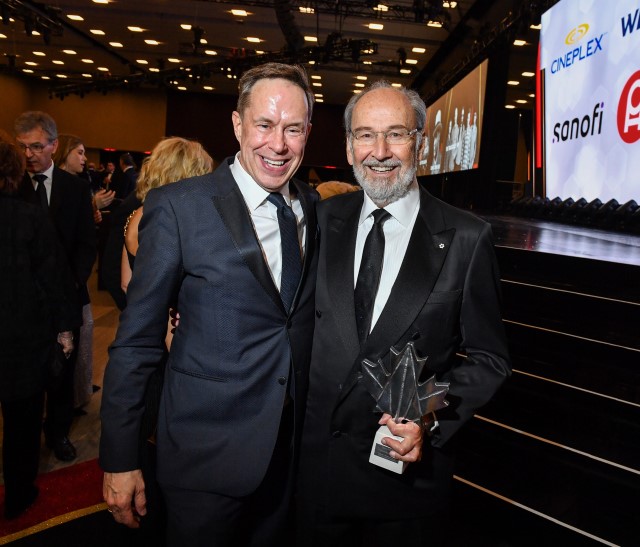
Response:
[31,161,54,182]
[229,152,292,211]
[359,180,420,228]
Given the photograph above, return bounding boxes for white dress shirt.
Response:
[354,181,420,331]
[30,161,55,205]
[230,154,306,291]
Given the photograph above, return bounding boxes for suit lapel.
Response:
[211,162,283,312]
[290,178,317,314]
[49,167,64,220]
[338,188,455,400]
[324,194,363,361]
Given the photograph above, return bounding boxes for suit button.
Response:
[332,430,341,438]
[316,309,322,318]
[278,376,287,385]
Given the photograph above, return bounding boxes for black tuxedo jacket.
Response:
[100,158,318,497]
[300,187,511,518]
[19,167,96,306]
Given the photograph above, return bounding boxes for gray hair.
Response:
[14,111,58,142]
[343,81,426,145]
[237,62,315,123]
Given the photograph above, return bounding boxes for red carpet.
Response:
[0,459,105,543]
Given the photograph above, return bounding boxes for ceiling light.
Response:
[149,67,159,72]
[316,98,324,103]
[304,36,317,42]
[82,73,92,77]
[522,71,535,77]
[180,24,192,30]
[406,59,418,65]
[513,39,527,46]
[145,39,160,45]
[109,42,123,47]
[98,67,109,71]
[516,99,527,104]
[56,74,67,79]
[25,61,37,66]
[529,93,535,98]
[363,60,372,65]
[32,31,41,36]
[201,38,208,44]
[0,34,6,39]
[507,80,519,86]
[311,75,321,80]
[204,86,214,90]
[314,93,323,98]
[246,37,261,43]
[168,58,181,63]
[41,76,50,80]
[356,75,367,80]
[299,6,314,14]
[52,60,64,65]
[353,90,362,94]
[412,47,426,53]
[427,21,442,28]
[391,83,402,88]
[23,68,34,73]
[308,60,316,65]
[312,82,322,87]
[205,50,217,56]
[177,86,187,90]
[443,1,457,7]
[400,69,411,74]
[373,4,389,11]
[255,50,265,55]
[355,83,365,88]
[90,29,105,35]
[92,0,110,4]
[63,49,76,55]
[81,58,94,63]
[368,23,384,30]
[231,9,248,17]
[33,51,46,56]
[128,26,145,32]
[67,14,84,21]
[530,24,541,30]
[505,105,515,109]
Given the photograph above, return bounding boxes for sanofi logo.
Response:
[553,103,604,143]
[617,70,640,144]
[550,23,605,74]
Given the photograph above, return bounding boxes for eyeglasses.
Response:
[351,128,418,146]
[17,142,51,154]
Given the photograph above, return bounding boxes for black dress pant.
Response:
[1,391,45,505]
[160,403,294,547]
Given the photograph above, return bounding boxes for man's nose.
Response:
[269,129,287,153]
[371,133,392,158]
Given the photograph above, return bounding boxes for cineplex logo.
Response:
[550,23,605,74]
[553,103,604,143]
[617,70,640,144]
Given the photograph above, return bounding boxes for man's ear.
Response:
[231,111,242,144]
[50,138,59,155]
[417,130,426,159]
[346,139,354,166]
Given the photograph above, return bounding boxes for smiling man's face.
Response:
[347,87,422,207]
[232,77,311,192]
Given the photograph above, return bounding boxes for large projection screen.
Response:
[417,59,488,177]
[540,0,640,203]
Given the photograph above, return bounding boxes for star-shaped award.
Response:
[362,341,449,423]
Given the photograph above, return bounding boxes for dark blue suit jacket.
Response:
[100,158,318,496]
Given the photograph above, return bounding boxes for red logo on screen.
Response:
[617,70,640,144]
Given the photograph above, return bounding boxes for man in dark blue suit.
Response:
[15,111,96,463]
[100,63,318,546]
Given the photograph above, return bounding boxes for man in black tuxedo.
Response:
[108,152,138,200]
[15,111,96,462]
[100,63,318,546]
[298,81,511,546]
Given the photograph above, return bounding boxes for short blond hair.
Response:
[136,137,215,202]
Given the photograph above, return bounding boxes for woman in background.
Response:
[0,139,80,519]
[53,134,114,411]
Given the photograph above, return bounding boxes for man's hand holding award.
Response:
[362,341,449,474]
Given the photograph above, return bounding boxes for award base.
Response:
[368,425,407,474]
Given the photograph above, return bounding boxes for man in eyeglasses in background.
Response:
[15,111,96,463]
[297,81,511,546]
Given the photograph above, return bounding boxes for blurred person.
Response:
[53,134,110,411]
[109,152,138,200]
[0,140,80,518]
[15,111,96,462]
[315,180,360,200]
[101,62,318,546]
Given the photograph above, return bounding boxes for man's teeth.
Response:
[369,165,394,172]
[264,158,285,167]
